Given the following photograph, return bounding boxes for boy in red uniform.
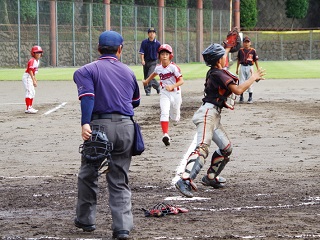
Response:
[143,44,184,146]
[22,45,43,113]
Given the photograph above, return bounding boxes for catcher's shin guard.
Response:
[182,144,209,181]
[207,145,232,180]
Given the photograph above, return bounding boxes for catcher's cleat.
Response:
[201,175,226,189]
[175,179,193,198]
[162,133,170,146]
[112,230,130,239]
[74,218,96,232]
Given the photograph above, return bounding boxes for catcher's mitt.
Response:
[223,27,241,53]
[141,202,188,217]
[79,125,113,175]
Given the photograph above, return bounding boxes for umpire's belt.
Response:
[241,64,252,66]
[92,113,131,121]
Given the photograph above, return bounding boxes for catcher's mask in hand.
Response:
[79,125,113,162]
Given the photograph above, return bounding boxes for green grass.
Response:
[1,60,319,81]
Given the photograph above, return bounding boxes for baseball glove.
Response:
[141,202,188,217]
[79,125,113,175]
[223,27,241,53]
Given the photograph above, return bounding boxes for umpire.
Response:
[139,27,161,96]
[73,30,140,239]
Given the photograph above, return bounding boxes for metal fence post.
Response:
[219,10,222,44]
[72,2,75,66]
[211,10,213,43]
[175,8,177,62]
[149,6,151,27]
[187,8,190,63]
[37,0,40,45]
[310,30,313,60]
[18,0,21,67]
[89,3,92,63]
[281,34,283,60]
[135,6,138,64]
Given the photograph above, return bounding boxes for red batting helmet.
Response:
[31,45,43,57]
[158,44,174,60]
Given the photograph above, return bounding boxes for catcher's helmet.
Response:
[202,43,225,67]
[31,45,43,57]
[158,44,174,60]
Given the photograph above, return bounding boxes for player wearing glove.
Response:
[223,27,241,53]
[175,30,266,198]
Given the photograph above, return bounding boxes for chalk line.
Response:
[171,133,197,186]
[43,102,67,115]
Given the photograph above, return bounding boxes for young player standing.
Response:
[236,36,259,103]
[22,45,43,113]
[142,44,184,146]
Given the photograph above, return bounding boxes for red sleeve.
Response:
[26,58,36,74]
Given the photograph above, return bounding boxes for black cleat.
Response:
[175,179,193,198]
[201,175,226,189]
[112,230,130,239]
[74,218,96,232]
[162,134,171,146]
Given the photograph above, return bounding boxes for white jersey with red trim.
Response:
[154,62,182,90]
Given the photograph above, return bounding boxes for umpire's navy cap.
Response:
[99,31,123,47]
[148,27,156,33]
[243,36,251,42]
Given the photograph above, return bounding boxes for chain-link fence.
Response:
[242,30,320,61]
[0,0,230,67]
[0,0,319,68]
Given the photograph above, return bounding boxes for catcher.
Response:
[175,28,266,198]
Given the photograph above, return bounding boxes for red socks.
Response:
[161,121,169,134]
[25,98,33,109]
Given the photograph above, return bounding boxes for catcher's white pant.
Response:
[192,103,230,150]
[22,73,36,98]
[159,89,182,122]
[239,65,253,93]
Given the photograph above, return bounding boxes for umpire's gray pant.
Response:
[76,117,134,232]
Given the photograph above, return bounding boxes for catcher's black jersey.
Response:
[202,68,238,108]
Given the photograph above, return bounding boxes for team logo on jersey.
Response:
[159,72,174,80]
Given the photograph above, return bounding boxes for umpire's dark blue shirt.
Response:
[139,38,161,61]
[74,54,140,121]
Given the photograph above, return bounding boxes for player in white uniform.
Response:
[142,44,184,146]
[22,45,43,113]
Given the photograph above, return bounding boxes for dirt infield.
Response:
[0,78,319,239]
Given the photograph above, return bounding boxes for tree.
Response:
[285,0,309,30]
[240,0,258,30]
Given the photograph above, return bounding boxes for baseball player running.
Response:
[22,45,43,113]
[142,44,184,146]
[175,40,266,198]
